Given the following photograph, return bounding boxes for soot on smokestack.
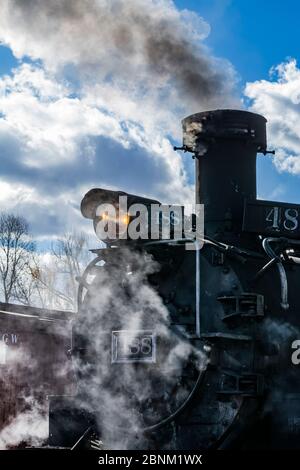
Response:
[180,109,267,239]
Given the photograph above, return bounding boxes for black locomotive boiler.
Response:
[47,109,300,450]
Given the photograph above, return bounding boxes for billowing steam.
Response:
[0,397,48,450]
[0,0,237,110]
[0,347,48,449]
[0,325,72,449]
[73,248,208,449]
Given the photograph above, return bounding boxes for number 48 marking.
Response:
[266,207,299,231]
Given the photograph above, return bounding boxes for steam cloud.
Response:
[0,398,48,450]
[73,248,208,449]
[0,347,47,449]
[0,325,72,449]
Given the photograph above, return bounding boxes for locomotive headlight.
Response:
[120,213,130,226]
[95,203,130,241]
[81,187,160,243]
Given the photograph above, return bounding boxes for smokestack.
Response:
[181,109,267,238]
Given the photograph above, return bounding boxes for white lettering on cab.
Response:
[1,333,18,344]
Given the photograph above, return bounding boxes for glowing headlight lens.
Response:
[95,204,130,241]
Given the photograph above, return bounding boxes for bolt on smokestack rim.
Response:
[181,109,267,155]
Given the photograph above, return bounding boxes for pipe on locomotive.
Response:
[180,109,267,240]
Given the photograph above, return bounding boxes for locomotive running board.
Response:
[201,332,252,341]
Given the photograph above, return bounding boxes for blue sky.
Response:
[0,0,300,241]
[0,45,16,76]
[176,0,300,82]
[174,0,300,204]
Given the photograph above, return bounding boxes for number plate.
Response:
[243,199,300,238]
[111,330,156,364]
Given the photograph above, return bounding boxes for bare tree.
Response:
[32,231,91,311]
[0,213,35,304]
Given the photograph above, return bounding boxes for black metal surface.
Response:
[49,397,94,448]
[243,199,300,238]
[182,109,267,238]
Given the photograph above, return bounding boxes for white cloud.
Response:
[245,59,300,175]
[0,61,192,187]
[0,178,93,239]
[0,63,193,239]
[0,64,128,168]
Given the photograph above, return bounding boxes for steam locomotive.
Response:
[3,109,300,449]
[46,109,300,449]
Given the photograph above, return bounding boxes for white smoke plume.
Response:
[0,346,46,449]
[0,397,48,450]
